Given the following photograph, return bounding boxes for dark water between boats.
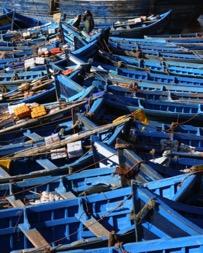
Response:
[182,16,203,33]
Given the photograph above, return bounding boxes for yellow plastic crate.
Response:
[31,105,47,119]
[13,104,31,119]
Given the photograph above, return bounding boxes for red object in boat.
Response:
[62,69,74,75]
[50,48,62,55]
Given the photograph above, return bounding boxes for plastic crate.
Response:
[31,105,47,119]
[14,104,31,119]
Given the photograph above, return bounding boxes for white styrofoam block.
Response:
[67,141,83,158]
[23,31,31,38]
[48,28,56,34]
[24,58,35,69]
[52,133,60,142]
[51,148,67,160]
[45,133,59,146]
[41,47,48,53]
[35,57,45,65]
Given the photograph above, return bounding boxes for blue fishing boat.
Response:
[80,110,183,177]
[0,115,84,155]
[82,104,185,177]
[103,93,203,124]
[49,57,203,103]
[61,22,102,46]
[109,36,194,51]
[96,10,172,38]
[60,23,108,60]
[132,120,203,152]
[108,42,203,63]
[104,37,203,60]
[95,69,203,94]
[0,99,90,142]
[108,84,203,103]
[0,113,131,182]
[0,185,202,253]
[0,37,60,55]
[0,166,121,209]
[0,8,47,31]
[63,235,203,253]
[110,36,203,51]
[0,24,59,48]
[79,93,203,169]
[147,32,203,39]
[0,48,34,58]
[0,77,56,104]
[144,172,198,202]
[111,33,203,49]
[0,69,47,82]
[53,61,203,106]
[108,40,187,54]
[145,34,203,44]
[97,63,203,87]
[99,51,203,78]
[109,36,178,46]
[53,58,109,103]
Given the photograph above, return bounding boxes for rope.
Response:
[102,39,112,53]
[176,113,200,126]
[93,69,107,83]
[134,199,155,224]
[165,112,200,134]
[14,211,23,232]
[116,159,144,180]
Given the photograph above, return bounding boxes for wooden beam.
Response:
[59,191,76,200]
[76,199,110,238]
[6,196,25,208]
[19,225,51,251]
[84,218,110,237]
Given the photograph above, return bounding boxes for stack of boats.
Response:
[1,7,203,253]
